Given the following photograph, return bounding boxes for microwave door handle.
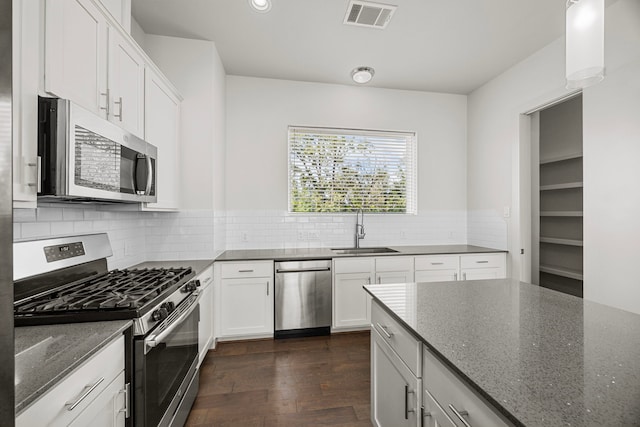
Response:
[145,155,153,195]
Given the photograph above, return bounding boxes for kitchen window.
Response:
[288,126,417,214]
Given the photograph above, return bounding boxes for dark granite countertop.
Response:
[15,320,132,414]
[215,244,506,262]
[131,259,214,277]
[364,279,640,426]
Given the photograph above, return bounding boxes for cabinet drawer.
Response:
[16,335,125,427]
[371,302,421,377]
[422,345,512,427]
[220,261,273,278]
[460,253,505,269]
[375,256,413,272]
[197,265,214,289]
[414,255,459,271]
[333,257,375,274]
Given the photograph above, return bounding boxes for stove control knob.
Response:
[183,281,198,293]
[152,307,169,321]
[162,301,175,313]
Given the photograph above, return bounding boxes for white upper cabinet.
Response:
[98,0,131,33]
[108,28,145,137]
[45,0,109,119]
[44,0,146,138]
[142,69,181,210]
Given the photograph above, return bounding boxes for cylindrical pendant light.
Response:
[566,0,605,89]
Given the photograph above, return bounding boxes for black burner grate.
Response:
[15,267,193,314]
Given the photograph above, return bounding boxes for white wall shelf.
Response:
[539,153,583,165]
[540,182,583,191]
[539,264,584,281]
[539,237,583,247]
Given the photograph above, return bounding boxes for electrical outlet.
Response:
[241,232,249,242]
[297,231,307,241]
[308,231,320,240]
[400,231,407,239]
[503,206,511,218]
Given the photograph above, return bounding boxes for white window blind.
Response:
[288,126,417,214]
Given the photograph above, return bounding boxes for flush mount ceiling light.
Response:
[566,0,605,89]
[351,66,375,84]
[249,0,271,13]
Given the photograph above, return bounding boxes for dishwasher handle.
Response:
[276,267,331,273]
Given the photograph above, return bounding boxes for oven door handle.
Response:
[144,291,201,354]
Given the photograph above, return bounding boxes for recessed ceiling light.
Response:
[249,0,271,13]
[351,66,375,84]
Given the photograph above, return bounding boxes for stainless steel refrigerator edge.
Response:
[0,0,14,424]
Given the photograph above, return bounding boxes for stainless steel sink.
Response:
[331,247,398,255]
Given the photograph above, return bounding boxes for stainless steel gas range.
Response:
[14,233,201,427]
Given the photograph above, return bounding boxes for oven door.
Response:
[135,293,200,427]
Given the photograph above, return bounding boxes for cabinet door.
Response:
[415,270,458,283]
[461,268,504,281]
[12,0,39,206]
[376,270,414,285]
[45,0,108,117]
[198,271,214,365]
[219,277,273,337]
[333,272,372,329]
[142,69,180,210]
[108,28,145,137]
[371,329,420,427]
[423,389,456,427]
[68,372,127,427]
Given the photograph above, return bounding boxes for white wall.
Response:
[225,76,469,248]
[467,0,640,313]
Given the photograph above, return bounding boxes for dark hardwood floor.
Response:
[185,331,373,427]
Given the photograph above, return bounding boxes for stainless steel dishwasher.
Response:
[275,260,332,338]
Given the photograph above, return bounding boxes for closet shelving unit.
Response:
[536,95,584,297]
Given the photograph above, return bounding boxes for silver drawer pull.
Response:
[114,96,123,121]
[376,323,393,339]
[475,260,489,264]
[404,385,416,420]
[65,377,105,411]
[238,269,254,273]
[118,383,130,418]
[448,404,471,427]
[431,262,444,265]
[202,276,212,284]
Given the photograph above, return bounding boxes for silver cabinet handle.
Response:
[36,156,42,192]
[367,277,371,285]
[454,272,458,281]
[114,96,123,121]
[431,262,444,265]
[376,323,393,339]
[404,385,416,420]
[377,276,381,284]
[448,404,471,427]
[476,260,489,264]
[100,90,110,115]
[65,377,105,411]
[463,272,467,280]
[238,269,254,273]
[118,382,130,418]
[26,160,38,188]
[266,281,269,296]
[202,276,212,284]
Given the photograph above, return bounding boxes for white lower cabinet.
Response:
[216,261,274,340]
[371,300,421,427]
[375,256,414,285]
[415,253,506,283]
[333,257,375,330]
[422,345,513,427]
[16,335,128,427]
[197,266,214,365]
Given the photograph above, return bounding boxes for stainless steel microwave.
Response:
[37,97,157,203]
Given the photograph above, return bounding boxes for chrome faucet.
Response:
[355,209,366,248]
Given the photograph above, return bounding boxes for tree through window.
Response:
[288,127,417,213]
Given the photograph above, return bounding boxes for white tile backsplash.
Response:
[13,204,507,272]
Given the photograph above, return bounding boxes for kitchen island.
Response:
[365,279,640,426]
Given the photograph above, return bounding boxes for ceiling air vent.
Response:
[343,0,397,30]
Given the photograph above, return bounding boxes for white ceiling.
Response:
[132,0,567,94]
